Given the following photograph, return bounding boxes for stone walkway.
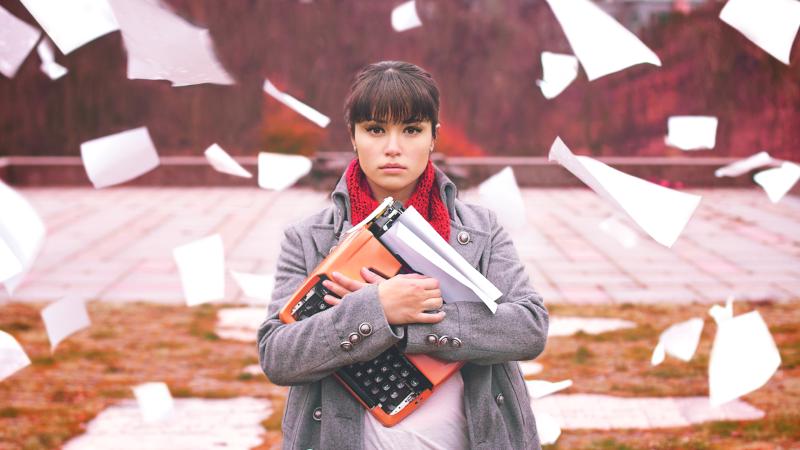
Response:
[2,187,798,305]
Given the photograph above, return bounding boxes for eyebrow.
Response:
[366,119,425,125]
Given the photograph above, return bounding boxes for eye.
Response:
[366,126,384,135]
[404,126,423,135]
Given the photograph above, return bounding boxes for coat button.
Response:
[358,322,373,336]
[450,337,462,348]
[495,393,504,406]
[425,334,439,345]
[312,407,322,421]
[340,341,353,351]
[438,335,449,347]
[348,332,360,344]
[457,231,470,245]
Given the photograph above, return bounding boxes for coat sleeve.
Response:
[403,210,549,365]
[257,226,403,386]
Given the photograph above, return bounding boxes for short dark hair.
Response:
[344,61,440,138]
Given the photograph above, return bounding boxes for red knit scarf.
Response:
[346,158,450,241]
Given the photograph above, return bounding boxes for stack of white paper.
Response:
[544,0,661,81]
[204,143,252,178]
[719,0,800,65]
[0,5,41,79]
[753,162,800,203]
[536,52,579,99]
[263,79,330,128]
[715,151,773,178]
[651,317,704,366]
[379,206,501,313]
[0,331,31,382]
[19,0,117,55]
[391,0,422,32]
[548,137,701,247]
[107,0,234,87]
[36,37,68,80]
[40,296,91,351]
[0,181,46,295]
[133,382,174,422]
[257,152,312,191]
[665,116,718,151]
[598,215,639,249]
[478,167,526,230]
[535,412,562,446]
[80,127,161,188]
[173,234,225,306]
[230,270,275,304]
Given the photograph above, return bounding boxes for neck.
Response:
[366,179,417,204]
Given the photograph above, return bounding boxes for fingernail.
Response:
[332,271,341,278]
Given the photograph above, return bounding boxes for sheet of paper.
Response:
[80,126,160,188]
[525,379,573,399]
[133,382,174,422]
[107,0,234,87]
[391,0,422,32]
[709,295,735,324]
[548,136,701,247]
[0,330,31,382]
[40,296,91,352]
[204,143,252,178]
[753,162,800,203]
[715,151,773,178]
[651,317,704,365]
[544,0,661,81]
[519,361,543,376]
[665,116,718,151]
[598,215,639,249]
[719,0,800,65]
[535,412,562,446]
[398,206,501,311]
[230,270,274,303]
[708,310,781,406]
[263,79,330,128]
[345,197,395,235]
[0,180,46,295]
[0,5,41,79]
[36,37,68,80]
[173,234,225,306]
[257,152,312,191]
[19,0,117,55]
[537,51,579,99]
[478,166,526,230]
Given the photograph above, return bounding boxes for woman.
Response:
[258,61,549,449]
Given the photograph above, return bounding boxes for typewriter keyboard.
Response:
[338,346,433,415]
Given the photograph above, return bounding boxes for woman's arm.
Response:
[403,211,549,365]
[257,226,403,386]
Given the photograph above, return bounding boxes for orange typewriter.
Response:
[279,198,464,427]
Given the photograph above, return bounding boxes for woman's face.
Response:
[352,119,435,203]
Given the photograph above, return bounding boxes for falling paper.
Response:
[548,137,701,247]
[263,79,330,128]
[36,37,68,80]
[0,5,41,79]
[715,151,774,178]
[519,361,543,377]
[230,270,275,303]
[257,152,312,191]
[537,52,579,99]
[665,116,718,151]
[391,0,422,32]
[719,0,800,65]
[478,167,526,230]
[708,309,781,406]
[40,296,91,351]
[651,317,704,366]
[0,330,31,382]
[709,295,735,324]
[525,379,573,399]
[107,0,234,87]
[204,143,252,178]
[544,0,661,81]
[535,412,562,446]
[598,215,639,249]
[19,0,118,55]
[173,234,225,306]
[80,127,160,188]
[753,162,800,203]
[0,180,46,295]
[133,382,174,422]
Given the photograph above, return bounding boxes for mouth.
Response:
[379,163,406,170]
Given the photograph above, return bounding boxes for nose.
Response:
[384,130,401,156]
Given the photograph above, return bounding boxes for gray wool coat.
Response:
[258,164,549,449]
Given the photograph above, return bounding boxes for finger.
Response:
[322,279,351,298]
[416,276,439,290]
[323,294,342,306]
[414,310,446,324]
[332,271,366,291]
[422,297,444,310]
[361,267,386,284]
[425,289,442,298]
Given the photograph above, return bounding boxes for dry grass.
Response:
[0,300,798,450]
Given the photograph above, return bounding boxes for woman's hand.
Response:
[322,267,385,305]
[379,274,444,325]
